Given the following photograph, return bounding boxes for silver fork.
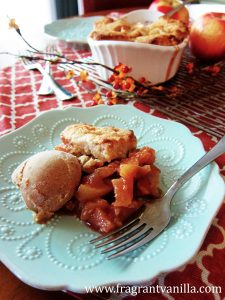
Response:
[91,135,225,259]
[37,60,53,95]
[37,47,54,95]
[20,51,76,101]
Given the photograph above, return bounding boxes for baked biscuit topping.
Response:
[55,123,137,173]
[90,16,188,46]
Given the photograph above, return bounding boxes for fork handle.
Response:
[167,135,225,199]
[37,61,54,95]
[36,64,75,101]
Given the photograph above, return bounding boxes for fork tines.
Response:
[90,215,154,259]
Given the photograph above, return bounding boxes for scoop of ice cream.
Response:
[12,150,81,223]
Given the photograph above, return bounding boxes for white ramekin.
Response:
[88,10,188,85]
[88,37,187,85]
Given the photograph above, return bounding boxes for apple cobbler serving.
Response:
[12,124,161,234]
[90,16,188,46]
[55,124,137,173]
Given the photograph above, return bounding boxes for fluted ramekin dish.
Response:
[88,10,188,85]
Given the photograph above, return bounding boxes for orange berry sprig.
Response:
[79,70,89,81]
[185,59,223,76]
[108,63,154,97]
[65,62,181,106]
[105,90,119,105]
[91,92,105,106]
[89,63,168,106]
[90,90,120,106]
[202,64,222,76]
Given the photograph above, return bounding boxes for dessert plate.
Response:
[0,105,224,292]
[44,16,102,44]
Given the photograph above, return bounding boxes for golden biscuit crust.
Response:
[56,124,137,173]
[90,16,188,46]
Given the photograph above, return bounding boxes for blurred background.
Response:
[0,0,57,67]
[0,0,224,68]
[0,0,150,67]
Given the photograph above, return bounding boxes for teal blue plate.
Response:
[0,105,224,292]
[44,16,102,44]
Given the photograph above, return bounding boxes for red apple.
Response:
[149,0,189,24]
[189,12,225,63]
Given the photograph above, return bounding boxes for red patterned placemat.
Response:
[0,45,225,299]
